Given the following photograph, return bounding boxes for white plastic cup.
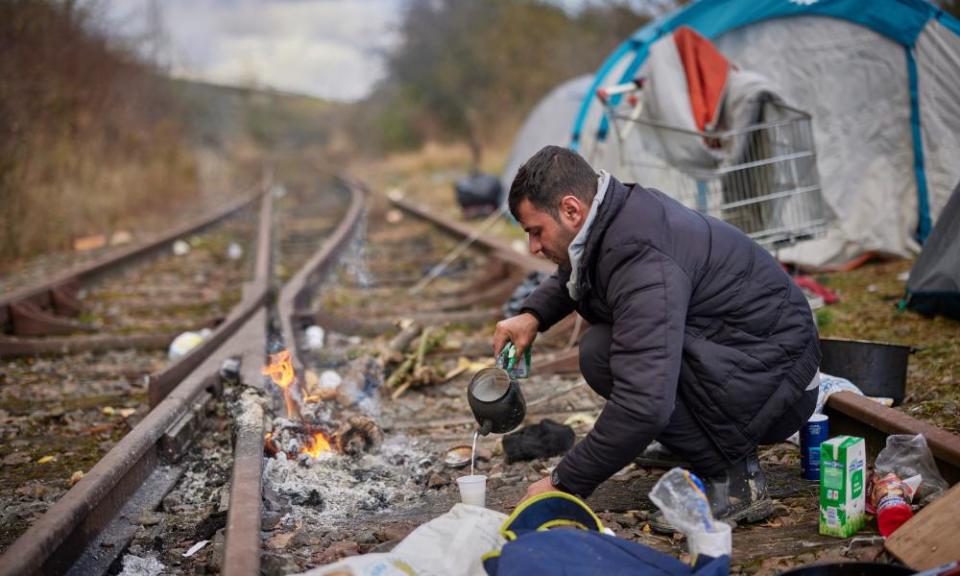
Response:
[687,522,732,560]
[456,475,487,507]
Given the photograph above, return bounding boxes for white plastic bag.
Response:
[298,504,507,576]
[874,434,948,506]
[786,372,862,445]
[168,329,211,360]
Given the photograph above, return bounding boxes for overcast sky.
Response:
[104,0,407,101]
[103,0,655,102]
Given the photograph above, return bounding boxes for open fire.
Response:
[301,432,333,458]
[261,348,380,459]
[262,349,300,419]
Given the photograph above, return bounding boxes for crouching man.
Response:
[492,145,820,525]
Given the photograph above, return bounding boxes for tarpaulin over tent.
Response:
[504,0,960,267]
[906,182,960,320]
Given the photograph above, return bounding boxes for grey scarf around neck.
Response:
[566,170,610,301]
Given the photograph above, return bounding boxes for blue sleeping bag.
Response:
[483,492,729,576]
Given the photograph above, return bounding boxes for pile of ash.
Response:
[262,433,431,528]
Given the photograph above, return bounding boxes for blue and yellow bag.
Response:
[482,492,729,576]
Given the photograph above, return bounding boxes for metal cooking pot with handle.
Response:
[819,338,916,406]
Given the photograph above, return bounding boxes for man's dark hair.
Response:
[508,145,598,221]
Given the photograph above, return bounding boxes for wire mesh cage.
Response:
[599,86,831,249]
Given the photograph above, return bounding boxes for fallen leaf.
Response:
[759,519,783,528]
[37,455,55,464]
[564,412,598,428]
[117,408,136,418]
[454,356,493,374]
[266,531,296,550]
[16,483,47,498]
[101,406,115,416]
[69,470,84,486]
[84,423,114,435]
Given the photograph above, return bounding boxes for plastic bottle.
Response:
[871,472,921,537]
[650,468,732,561]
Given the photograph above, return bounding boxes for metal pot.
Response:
[468,367,526,435]
[819,338,914,406]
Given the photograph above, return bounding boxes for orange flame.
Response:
[262,350,295,390]
[262,349,299,418]
[301,432,332,457]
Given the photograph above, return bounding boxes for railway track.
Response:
[0,188,263,551]
[0,175,354,574]
[1,176,957,575]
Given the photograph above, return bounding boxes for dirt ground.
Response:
[235,163,890,575]
[328,145,959,574]
[814,259,960,433]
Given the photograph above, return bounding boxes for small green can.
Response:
[497,342,532,379]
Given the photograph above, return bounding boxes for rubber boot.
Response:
[648,453,774,533]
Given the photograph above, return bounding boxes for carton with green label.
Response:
[819,435,866,537]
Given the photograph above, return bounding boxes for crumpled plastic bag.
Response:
[168,328,211,360]
[786,372,862,445]
[874,434,948,506]
[815,372,863,414]
[298,504,507,576]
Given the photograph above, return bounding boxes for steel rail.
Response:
[0,186,262,339]
[0,188,274,576]
[145,187,273,407]
[389,196,554,274]
[826,391,960,484]
[278,177,366,376]
[223,176,367,576]
[389,195,960,485]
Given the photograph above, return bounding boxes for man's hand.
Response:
[493,312,539,357]
[518,476,557,505]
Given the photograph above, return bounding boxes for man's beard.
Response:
[543,227,576,270]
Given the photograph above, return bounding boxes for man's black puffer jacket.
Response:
[521,177,820,496]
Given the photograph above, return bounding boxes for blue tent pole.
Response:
[906,46,932,243]
[570,39,635,151]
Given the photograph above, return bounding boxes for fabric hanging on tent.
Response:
[673,27,729,132]
[641,27,730,169]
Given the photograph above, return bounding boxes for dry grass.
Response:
[354,141,526,243]
[814,259,960,433]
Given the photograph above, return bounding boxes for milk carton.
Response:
[819,436,866,537]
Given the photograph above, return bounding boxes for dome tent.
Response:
[905,181,960,320]
[504,0,960,267]
[500,74,594,202]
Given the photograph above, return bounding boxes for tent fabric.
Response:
[906,182,960,320]
[500,75,593,195]
[711,16,920,265]
[513,0,960,267]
